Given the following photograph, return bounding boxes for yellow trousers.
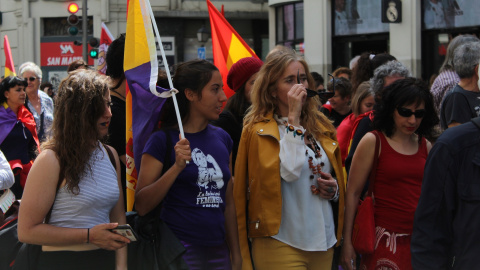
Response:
[251,237,334,270]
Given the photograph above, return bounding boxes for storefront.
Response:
[270,0,480,81]
[421,0,480,81]
[332,0,390,70]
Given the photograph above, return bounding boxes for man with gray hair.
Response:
[440,41,480,130]
[369,60,411,95]
[430,35,479,115]
[345,60,410,174]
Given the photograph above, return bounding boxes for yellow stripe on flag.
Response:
[124,0,157,74]
[226,33,257,69]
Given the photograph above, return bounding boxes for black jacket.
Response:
[412,119,480,269]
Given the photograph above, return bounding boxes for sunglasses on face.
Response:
[302,71,335,99]
[24,76,37,82]
[397,107,426,118]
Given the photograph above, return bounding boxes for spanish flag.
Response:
[4,35,16,77]
[207,0,259,99]
[124,0,171,211]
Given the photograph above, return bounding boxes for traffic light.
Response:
[89,49,98,59]
[67,3,80,36]
[89,37,100,59]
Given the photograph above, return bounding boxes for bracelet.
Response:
[87,228,90,244]
[329,179,340,201]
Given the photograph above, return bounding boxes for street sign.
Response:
[197,47,206,59]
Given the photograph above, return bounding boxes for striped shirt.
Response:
[430,70,459,115]
[48,144,119,228]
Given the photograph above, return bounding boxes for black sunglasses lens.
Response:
[414,110,426,118]
[397,108,425,118]
[306,89,317,97]
[397,108,412,117]
[319,91,334,99]
[28,77,36,82]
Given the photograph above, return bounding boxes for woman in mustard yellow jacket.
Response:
[234,48,345,270]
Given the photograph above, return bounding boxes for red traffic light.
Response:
[68,3,79,14]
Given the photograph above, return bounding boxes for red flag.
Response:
[4,35,16,77]
[207,0,259,99]
[96,23,115,74]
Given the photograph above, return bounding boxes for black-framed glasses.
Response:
[25,76,37,82]
[397,107,426,118]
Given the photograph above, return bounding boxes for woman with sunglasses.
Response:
[0,76,40,199]
[341,78,438,270]
[234,50,345,270]
[19,62,54,142]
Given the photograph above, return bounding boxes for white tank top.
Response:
[48,144,119,228]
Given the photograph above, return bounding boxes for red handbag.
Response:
[352,131,380,255]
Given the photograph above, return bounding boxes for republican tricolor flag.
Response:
[4,35,16,77]
[207,0,259,99]
[124,0,171,211]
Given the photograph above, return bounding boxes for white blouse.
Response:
[272,115,337,251]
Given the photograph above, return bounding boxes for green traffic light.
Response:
[89,49,98,59]
[68,26,79,36]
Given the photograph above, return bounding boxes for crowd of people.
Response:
[1,33,480,269]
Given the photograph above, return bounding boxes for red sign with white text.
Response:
[40,41,93,67]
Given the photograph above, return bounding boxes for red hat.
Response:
[227,57,263,92]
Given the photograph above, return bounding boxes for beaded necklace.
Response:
[306,134,324,195]
[276,115,325,195]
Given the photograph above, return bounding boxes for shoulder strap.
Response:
[103,143,117,170]
[471,117,480,130]
[366,131,380,197]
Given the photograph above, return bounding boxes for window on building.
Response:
[43,17,93,37]
[276,2,304,54]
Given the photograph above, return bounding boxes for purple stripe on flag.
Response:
[126,62,171,171]
[0,106,17,145]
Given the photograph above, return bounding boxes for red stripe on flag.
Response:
[207,0,259,99]
[4,35,16,77]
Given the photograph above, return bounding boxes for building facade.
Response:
[0,0,268,88]
[270,0,480,82]
[1,0,479,86]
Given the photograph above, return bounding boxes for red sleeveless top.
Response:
[373,131,427,234]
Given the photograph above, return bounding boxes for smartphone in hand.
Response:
[110,224,138,242]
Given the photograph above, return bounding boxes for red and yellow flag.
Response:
[4,35,16,77]
[207,0,259,99]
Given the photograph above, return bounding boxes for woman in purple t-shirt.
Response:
[135,59,241,270]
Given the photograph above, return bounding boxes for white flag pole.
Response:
[145,0,186,141]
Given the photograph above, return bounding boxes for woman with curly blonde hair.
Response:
[235,49,345,270]
[18,69,129,270]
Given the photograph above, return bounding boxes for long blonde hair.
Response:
[244,50,335,138]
